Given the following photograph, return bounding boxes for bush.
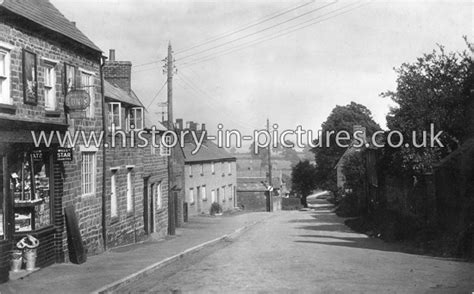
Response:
[210,202,222,215]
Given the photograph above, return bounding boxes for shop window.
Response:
[129,107,143,130]
[108,102,121,129]
[80,70,94,118]
[43,63,56,110]
[10,151,52,232]
[81,152,96,196]
[0,45,11,104]
[111,171,118,218]
[126,168,133,213]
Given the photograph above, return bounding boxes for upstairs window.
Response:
[80,70,94,118]
[108,102,122,129]
[129,107,144,130]
[44,64,56,110]
[0,45,12,104]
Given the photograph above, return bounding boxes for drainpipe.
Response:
[100,55,108,251]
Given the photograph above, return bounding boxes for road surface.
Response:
[118,200,474,293]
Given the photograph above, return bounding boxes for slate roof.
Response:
[183,140,236,163]
[104,80,143,107]
[0,0,101,52]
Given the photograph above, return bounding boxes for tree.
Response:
[291,160,318,208]
[311,102,381,191]
[381,41,473,173]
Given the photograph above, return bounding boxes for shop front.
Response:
[0,120,67,282]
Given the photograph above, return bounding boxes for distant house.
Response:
[177,120,237,216]
[236,176,284,211]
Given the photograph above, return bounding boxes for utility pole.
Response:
[165,42,175,235]
[266,118,273,212]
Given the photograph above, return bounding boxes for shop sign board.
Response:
[32,149,43,162]
[65,89,90,111]
[55,147,73,162]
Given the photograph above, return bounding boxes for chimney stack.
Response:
[109,49,115,62]
[176,118,183,130]
[103,49,132,93]
[71,21,76,27]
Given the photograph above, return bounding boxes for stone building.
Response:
[0,0,103,281]
[176,120,237,216]
[103,50,169,247]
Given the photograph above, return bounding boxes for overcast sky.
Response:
[51,0,472,147]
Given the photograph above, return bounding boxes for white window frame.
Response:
[81,152,96,197]
[129,107,144,130]
[43,62,57,110]
[150,143,156,155]
[228,184,233,200]
[201,186,207,201]
[189,188,194,204]
[108,102,122,129]
[211,189,216,203]
[80,69,95,118]
[0,42,13,105]
[160,135,172,156]
[126,168,133,213]
[156,183,162,210]
[111,171,118,218]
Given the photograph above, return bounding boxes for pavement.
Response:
[119,200,474,293]
[0,211,272,294]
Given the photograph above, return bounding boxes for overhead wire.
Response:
[178,1,367,68]
[175,1,337,63]
[174,0,316,55]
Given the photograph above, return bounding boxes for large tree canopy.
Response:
[381,42,473,173]
[311,102,381,191]
[291,160,318,208]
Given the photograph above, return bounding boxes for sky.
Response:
[51,0,472,149]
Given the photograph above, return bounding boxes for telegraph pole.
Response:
[266,118,273,212]
[165,42,175,235]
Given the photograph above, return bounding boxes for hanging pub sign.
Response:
[65,89,90,111]
[31,149,43,162]
[55,147,73,162]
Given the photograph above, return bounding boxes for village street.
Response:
[117,200,474,293]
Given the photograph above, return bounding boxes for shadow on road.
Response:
[292,202,420,255]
